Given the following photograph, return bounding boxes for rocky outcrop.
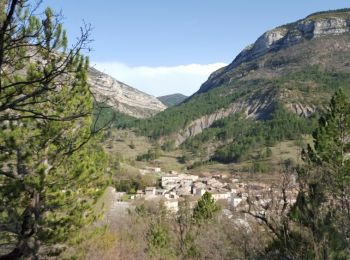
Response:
[88,67,166,118]
[199,9,350,93]
[174,91,275,145]
[239,16,350,65]
[288,103,316,117]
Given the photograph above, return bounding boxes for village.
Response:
[114,166,298,214]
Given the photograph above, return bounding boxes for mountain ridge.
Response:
[88,67,166,118]
[198,8,350,94]
[157,93,187,107]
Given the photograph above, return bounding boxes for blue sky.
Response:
[42,0,350,96]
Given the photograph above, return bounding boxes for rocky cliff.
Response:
[88,67,166,118]
[199,9,350,93]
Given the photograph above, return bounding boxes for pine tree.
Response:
[270,90,350,259]
[0,1,108,258]
[193,192,220,223]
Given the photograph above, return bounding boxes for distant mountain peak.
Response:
[157,93,187,107]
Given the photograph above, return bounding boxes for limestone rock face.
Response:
[199,10,350,93]
[313,17,349,36]
[238,16,350,68]
[88,67,166,118]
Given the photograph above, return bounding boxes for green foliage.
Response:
[115,179,139,194]
[147,222,170,252]
[175,200,201,258]
[252,161,271,173]
[162,140,176,152]
[136,146,162,161]
[145,203,175,259]
[178,153,191,164]
[158,93,187,107]
[0,2,108,258]
[269,90,350,258]
[207,105,317,163]
[115,174,154,194]
[193,192,220,223]
[281,65,350,94]
[92,102,137,131]
[265,147,273,158]
[38,140,108,243]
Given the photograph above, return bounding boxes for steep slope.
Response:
[138,9,350,140]
[158,93,187,107]
[198,9,350,94]
[88,67,166,118]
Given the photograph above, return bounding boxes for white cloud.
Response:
[92,61,227,97]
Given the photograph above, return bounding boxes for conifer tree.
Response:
[193,192,220,223]
[0,1,108,258]
[270,90,350,259]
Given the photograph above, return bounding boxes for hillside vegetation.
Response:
[95,10,350,171]
[102,67,349,167]
[158,93,188,107]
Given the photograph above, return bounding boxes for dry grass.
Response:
[103,129,152,159]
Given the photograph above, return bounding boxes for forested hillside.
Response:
[157,93,187,107]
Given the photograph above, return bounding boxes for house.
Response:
[161,175,179,189]
[181,174,199,182]
[180,178,193,187]
[212,192,231,201]
[195,188,206,196]
[135,190,144,198]
[145,187,156,196]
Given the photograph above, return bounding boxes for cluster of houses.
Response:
[118,167,298,213]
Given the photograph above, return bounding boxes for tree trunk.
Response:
[0,190,40,259]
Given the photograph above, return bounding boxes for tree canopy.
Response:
[193,192,220,223]
[0,1,108,258]
[268,89,350,259]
